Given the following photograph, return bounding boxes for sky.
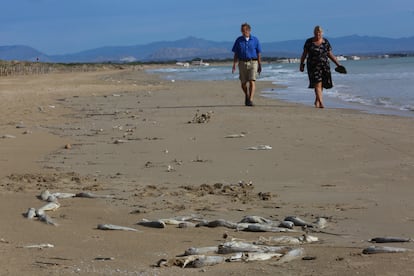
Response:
[2,0,414,55]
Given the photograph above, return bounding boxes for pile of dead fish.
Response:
[137,214,329,234]
[138,215,324,268]
[23,190,114,226]
[22,191,413,267]
[157,240,310,268]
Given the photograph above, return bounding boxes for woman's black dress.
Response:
[304,38,333,89]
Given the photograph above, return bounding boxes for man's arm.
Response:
[232,53,238,74]
[257,52,262,74]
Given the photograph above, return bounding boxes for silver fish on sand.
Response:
[217,241,290,254]
[239,215,274,224]
[97,224,139,232]
[157,255,203,268]
[157,255,226,268]
[191,255,226,268]
[37,201,60,215]
[228,252,283,262]
[224,134,245,138]
[38,214,58,226]
[137,219,166,228]
[314,217,328,229]
[40,190,51,201]
[284,216,313,227]
[273,247,305,265]
[362,246,411,254]
[19,243,54,249]
[52,192,76,199]
[196,219,238,229]
[25,208,36,219]
[75,192,114,199]
[279,221,295,229]
[246,145,272,150]
[242,224,298,233]
[369,237,412,243]
[256,234,319,246]
[182,246,218,256]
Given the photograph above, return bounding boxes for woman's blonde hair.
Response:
[314,25,323,34]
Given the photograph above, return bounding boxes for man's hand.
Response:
[257,64,262,74]
[232,64,236,74]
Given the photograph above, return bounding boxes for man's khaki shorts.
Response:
[238,60,258,83]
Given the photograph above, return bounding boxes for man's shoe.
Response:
[247,101,254,106]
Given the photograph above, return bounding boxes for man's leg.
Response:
[241,82,249,105]
[248,80,255,104]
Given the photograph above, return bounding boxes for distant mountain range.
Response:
[1,35,414,63]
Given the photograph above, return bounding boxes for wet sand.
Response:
[1,67,414,275]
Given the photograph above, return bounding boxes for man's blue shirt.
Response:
[232,35,262,60]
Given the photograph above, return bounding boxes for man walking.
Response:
[232,23,262,106]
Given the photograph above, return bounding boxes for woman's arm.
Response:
[328,51,341,67]
[299,49,307,72]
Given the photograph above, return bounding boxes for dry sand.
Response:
[1,66,414,275]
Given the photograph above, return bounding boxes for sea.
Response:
[148,57,414,118]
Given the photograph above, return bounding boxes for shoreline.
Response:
[1,68,414,275]
[148,60,414,119]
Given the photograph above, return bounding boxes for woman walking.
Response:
[300,26,343,108]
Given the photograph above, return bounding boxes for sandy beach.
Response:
[1,66,414,275]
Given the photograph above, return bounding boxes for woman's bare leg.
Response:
[314,82,324,108]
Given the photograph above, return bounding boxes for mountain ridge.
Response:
[1,35,414,63]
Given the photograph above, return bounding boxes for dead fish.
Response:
[159,218,182,225]
[197,219,238,229]
[362,246,410,254]
[274,247,305,264]
[243,252,283,262]
[114,139,128,144]
[1,134,16,139]
[256,234,318,246]
[137,219,166,228]
[246,145,272,150]
[191,255,226,268]
[75,192,114,199]
[37,202,60,215]
[52,192,76,199]
[314,217,328,229]
[284,216,313,227]
[369,237,412,243]
[182,246,218,256]
[217,241,261,254]
[46,194,58,202]
[157,255,200,268]
[94,257,115,261]
[218,241,290,254]
[24,208,36,219]
[19,243,54,249]
[279,221,295,229]
[171,214,201,221]
[97,224,138,232]
[40,190,51,201]
[239,215,274,224]
[38,214,58,226]
[243,224,298,233]
[224,134,245,138]
[178,222,197,228]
